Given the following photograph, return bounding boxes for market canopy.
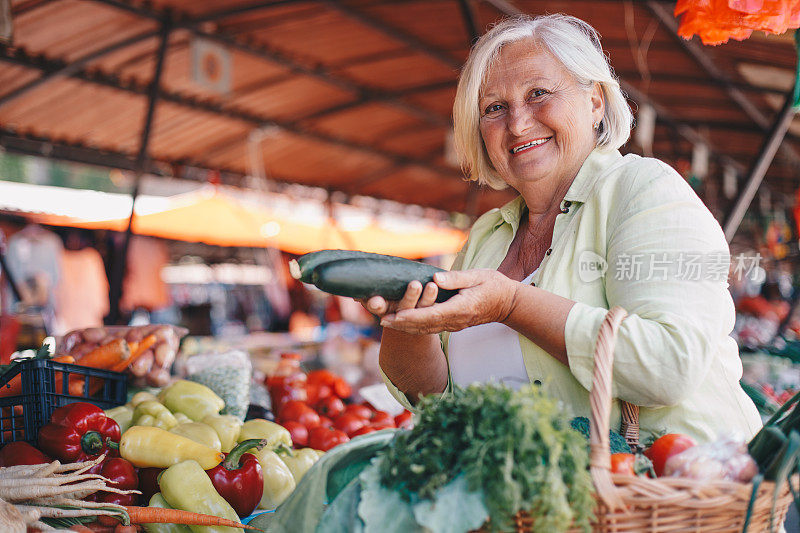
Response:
[23,184,466,258]
[2,0,800,217]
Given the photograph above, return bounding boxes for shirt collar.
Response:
[563,148,623,203]
[495,148,623,227]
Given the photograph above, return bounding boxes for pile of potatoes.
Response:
[59,325,187,387]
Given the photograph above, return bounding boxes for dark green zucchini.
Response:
[290,250,397,283]
[310,257,457,302]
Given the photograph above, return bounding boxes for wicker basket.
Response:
[510,306,794,532]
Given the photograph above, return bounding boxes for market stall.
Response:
[3,0,800,531]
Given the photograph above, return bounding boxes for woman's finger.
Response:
[397,280,423,311]
[417,282,438,307]
[365,295,389,316]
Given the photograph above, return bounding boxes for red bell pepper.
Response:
[0,441,51,466]
[206,438,265,517]
[37,402,120,462]
[85,456,139,510]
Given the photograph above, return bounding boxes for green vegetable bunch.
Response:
[377,384,594,532]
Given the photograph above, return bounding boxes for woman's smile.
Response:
[509,136,552,155]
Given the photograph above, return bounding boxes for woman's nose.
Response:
[507,105,534,136]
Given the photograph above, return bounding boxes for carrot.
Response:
[76,339,130,369]
[111,335,156,373]
[124,506,263,531]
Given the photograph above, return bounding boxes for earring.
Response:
[592,120,600,130]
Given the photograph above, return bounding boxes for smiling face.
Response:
[478,39,604,196]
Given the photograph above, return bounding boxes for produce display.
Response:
[290,249,457,302]
[0,364,331,531]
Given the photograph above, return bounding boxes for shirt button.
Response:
[545,248,552,255]
[533,380,542,386]
[561,200,571,213]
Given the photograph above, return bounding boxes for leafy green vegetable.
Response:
[569,416,631,455]
[358,458,420,533]
[412,475,488,533]
[377,384,594,532]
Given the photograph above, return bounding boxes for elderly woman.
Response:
[367,14,761,443]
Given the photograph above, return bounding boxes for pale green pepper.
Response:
[174,412,192,425]
[143,493,192,533]
[130,391,160,407]
[133,400,178,430]
[105,405,134,434]
[170,422,222,451]
[160,460,242,533]
[237,419,291,450]
[202,414,242,453]
[253,448,296,510]
[159,380,224,422]
[278,447,319,482]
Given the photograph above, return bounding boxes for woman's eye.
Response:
[483,103,504,116]
[529,89,548,99]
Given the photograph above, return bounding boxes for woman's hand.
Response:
[379,269,518,335]
[359,279,440,319]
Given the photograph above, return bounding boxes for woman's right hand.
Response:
[360,280,439,320]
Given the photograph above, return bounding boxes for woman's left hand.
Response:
[379,269,518,335]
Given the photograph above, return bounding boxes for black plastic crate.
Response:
[0,358,127,445]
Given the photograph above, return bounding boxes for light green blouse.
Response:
[382,148,762,443]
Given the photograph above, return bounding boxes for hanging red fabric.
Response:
[675,0,800,45]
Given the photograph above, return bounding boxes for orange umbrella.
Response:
[35,187,466,259]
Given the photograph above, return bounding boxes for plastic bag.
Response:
[181,350,252,420]
[57,324,187,387]
[663,435,758,482]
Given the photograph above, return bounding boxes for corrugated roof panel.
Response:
[311,102,424,145]
[232,76,355,122]
[337,53,456,91]
[246,7,405,66]
[14,0,155,61]
[377,127,449,159]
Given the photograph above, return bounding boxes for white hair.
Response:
[453,14,634,189]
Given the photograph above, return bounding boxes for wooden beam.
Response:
[723,89,797,242]
[0,29,159,108]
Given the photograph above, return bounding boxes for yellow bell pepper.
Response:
[278,447,319,482]
[130,391,160,407]
[105,405,134,434]
[158,380,224,422]
[119,426,224,469]
[237,418,291,450]
[170,422,222,451]
[143,493,192,533]
[133,400,178,430]
[173,412,192,425]
[202,414,242,453]
[253,448,296,510]
[160,460,243,533]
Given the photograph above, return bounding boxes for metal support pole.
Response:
[723,89,797,243]
[107,16,171,324]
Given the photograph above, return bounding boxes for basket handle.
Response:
[588,306,639,511]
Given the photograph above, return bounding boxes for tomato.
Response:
[343,403,373,419]
[308,427,350,451]
[316,396,345,418]
[394,410,413,429]
[317,415,334,429]
[350,425,379,437]
[282,421,309,447]
[370,410,393,424]
[332,377,352,399]
[610,453,636,475]
[368,419,395,431]
[307,382,332,405]
[279,401,321,428]
[644,434,697,477]
[333,413,368,436]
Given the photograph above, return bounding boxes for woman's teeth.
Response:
[510,137,550,154]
